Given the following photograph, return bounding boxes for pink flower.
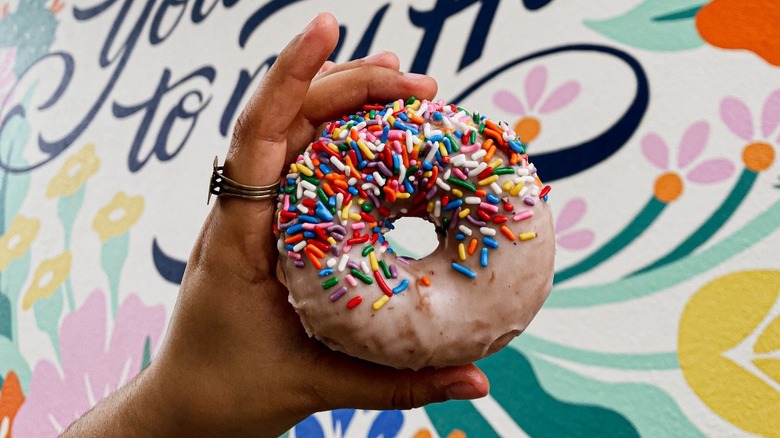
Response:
[720,90,779,172]
[641,121,735,202]
[555,198,595,251]
[13,291,165,437]
[493,65,581,144]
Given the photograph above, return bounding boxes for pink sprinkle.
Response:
[287,251,302,260]
[479,202,499,213]
[283,195,290,210]
[388,130,404,140]
[351,222,366,230]
[513,210,533,221]
[452,168,469,180]
[343,244,352,253]
[459,144,480,153]
[366,132,377,142]
[345,275,358,287]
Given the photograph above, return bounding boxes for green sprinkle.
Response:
[362,245,374,256]
[322,277,339,289]
[406,96,417,105]
[337,143,350,151]
[285,185,296,194]
[316,188,328,203]
[447,177,477,192]
[379,260,392,279]
[478,123,486,133]
[289,195,298,204]
[301,175,319,185]
[442,217,450,229]
[361,203,373,213]
[351,269,373,285]
[369,110,376,119]
[446,133,460,152]
[406,166,419,178]
[469,130,477,144]
[494,167,515,175]
[472,112,480,123]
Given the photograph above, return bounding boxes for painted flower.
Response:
[0,215,39,272]
[49,0,64,14]
[92,192,144,242]
[493,65,581,144]
[555,198,594,251]
[0,47,16,104]
[13,290,165,436]
[46,143,100,198]
[21,251,71,310]
[294,409,403,437]
[696,0,780,66]
[720,89,779,173]
[642,121,735,203]
[0,372,24,438]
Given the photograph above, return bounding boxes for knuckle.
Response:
[390,374,422,410]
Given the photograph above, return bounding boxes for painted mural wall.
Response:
[1,0,779,436]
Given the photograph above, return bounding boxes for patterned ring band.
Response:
[208,156,280,204]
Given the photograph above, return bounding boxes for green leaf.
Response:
[141,336,152,371]
[0,0,58,75]
[33,286,64,359]
[585,0,706,51]
[0,335,32,392]
[57,185,87,249]
[101,233,130,318]
[0,292,11,339]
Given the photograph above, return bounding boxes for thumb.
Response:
[311,358,490,411]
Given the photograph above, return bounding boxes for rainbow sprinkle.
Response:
[275,98,549,311]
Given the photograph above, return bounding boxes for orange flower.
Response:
[0,372,25,438]
[696,0,780,66]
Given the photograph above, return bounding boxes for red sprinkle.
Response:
[347,296,363,309]
[539,185,551,198]
[347,234,370,245]
[493,215,507,224]
[503,202,514,212]
[477,210,492,221]
[375,271,393,297]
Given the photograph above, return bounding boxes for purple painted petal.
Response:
[525,65,547,110]
[60,291,108,383]
[493,90,526,115]
[557,229,595,251]
[761,89,780,138]
[555,197,587,233]
[641,133,669,170]
[720,97,754,141]
[686,158,735,184]
[539,81,580,114]
[678,121,710,168]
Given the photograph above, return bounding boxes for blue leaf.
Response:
[331,409,356,434]
[585,0,705,51]
[0,292,11,339]
[368,411,403,438]
[294,415,325,438]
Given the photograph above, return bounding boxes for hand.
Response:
[64,13,489,438]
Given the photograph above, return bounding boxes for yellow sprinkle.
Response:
[349,213,362,221]
[357,198,365,205]
[357,139,375,160]
[458,208,471,218]
[423,171,433,178]
[327,143,340,153]
[451,188,463,198]
[396,192,411,199]
[372,295,389,310]
[332,128,341,138]
[488,158,503,168]
[388,115,395,125]
[289,163,297,174]
[502,180,515,191]
[427,201,434,212]
[510,182,525,196]
[458,243,467,261]
[393,101,400,111]
[409,99,422,110]
[342,201,352,219]
[478,175,499,186]
[295,163,313,177]
[369,251,379,271]
[519,231,537,241]
[327,237,337,245]
[438,142,448,157]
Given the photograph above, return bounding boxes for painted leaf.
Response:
[331,409,355,435]
[678,121,709,168]
[525,65,547,110]
[585,0,705,51]
[32,287,64,356]
[101,232,130,317]
[294,416,325,438]
[641,133,669,170]
[555,198,587,233]
[720,97,754,141]
[0,292,11,339]
[0,332,32,393]
[0,0,58,76]
[539,81,581,114]
[761,89,780,138]
[557,229,596,251]
[367,410,403,438]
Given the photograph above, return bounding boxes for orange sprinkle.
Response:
[409,115,425,125]
[500,225,516,241]
[467,238,478,255]
[350,128,359,141]
[383,186,397,202]
[421,276,431,286]
[476,189,487,197]
[510,152,520,165]
[314,169,324,179]
[305,250,323,269]
[482,138,494,151]
[367,124,383,132]
[306,244,325,259]
[322,182,335,196]
[485,119,502,132]
[485,145,497,161]
[334,179,349,189]
[285,234,304,244]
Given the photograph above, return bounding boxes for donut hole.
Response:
[383,217,440,260]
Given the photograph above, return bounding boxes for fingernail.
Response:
[302,12,323,33]
[444,382,484,400]
[363,52,386,62]
[403,72,429,81]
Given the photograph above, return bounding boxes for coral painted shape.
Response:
[697,0,780,66]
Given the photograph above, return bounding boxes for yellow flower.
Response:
[22,251,71,310]
[92,192,144,242]
[0,215,40,272]
[46,143,100,198]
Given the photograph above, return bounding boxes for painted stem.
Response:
[554,197,666,283]
[631,169,757,276]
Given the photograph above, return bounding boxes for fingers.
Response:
[316,51,401,78]
[309,355,489,411]
[226,12,339,186]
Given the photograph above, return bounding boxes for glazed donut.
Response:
[275,98,555,370]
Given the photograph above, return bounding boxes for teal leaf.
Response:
[0,332,32,392]
[426,399,499,437]
[0,87,34,228]
[101,232,130,317]
[57,185,87,248]
[0,0,58,75]
[524,350,704,437]
[141,335,152,371]
[0,292,11,339]
[3,252,32,342]
[585,0,706,51]
[33,286,64,360]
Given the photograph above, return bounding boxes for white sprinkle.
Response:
[469,162,488,177]
[471,149,486,160]
[517,167,529,176]
[405,130,413,153]
[338,254,349,272]
[293,240,306,252]
[361,260,371,275]
[490,182,503,194]
[302,190,316,199]
[327,258,337,268]
[480,227,497,236]
[373,171,386,187]
[530,185,540,196]
[300,180,316,191]
[296,183,303,199]
[399,163,407,184]
[442,168,452,180]
[361,183,381,196]
[423,122,432,138]
[450,154,467,166]
[435,178,451,191]
[425,143,438,163]
[330,156,346,171]
[338,129,349,139]
[296,204,308,214]
[463,160,479,168]
[303,153,314,169]
[465,196,481,204]
[348,177,358,186]
[336,192,344,210]
[459,225,473,236]
[434,200,441,218]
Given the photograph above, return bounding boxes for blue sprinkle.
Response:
[286,178,296,185]
[298,215,320,224]
[451,262,476,279]
[403,180,414,194]
[442,199,463,211]
[392,279,409,294]
[480,247,488,267]
[398,112,409,122]
[303,231,316,239]
[393,154,401,171]
[359,160,368,169]
[509,140,525,154]
[285,243,295,251]
[429,135,443,143]
[433,111,443,121]
[318,164,331,175]
[348,186,359,195]
[455,233,465,241]
[454,130,463,138]
[422,161,433,171]
[543,194,549,202]
[315,201,334,221]
[286,224,304,235]
[381,125,390,143]
[393,120,419,135]
[384,221,395,230]
[318,268,334,277]
[366,174,374,183]
[443,137,452,154]
[485,194,500,204]
[322,129,328,136]
[328,197,337,208]
[483,237,499,249]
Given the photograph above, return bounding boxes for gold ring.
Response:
[208,156,280,204]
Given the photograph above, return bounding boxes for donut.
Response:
[275,98,555,370]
